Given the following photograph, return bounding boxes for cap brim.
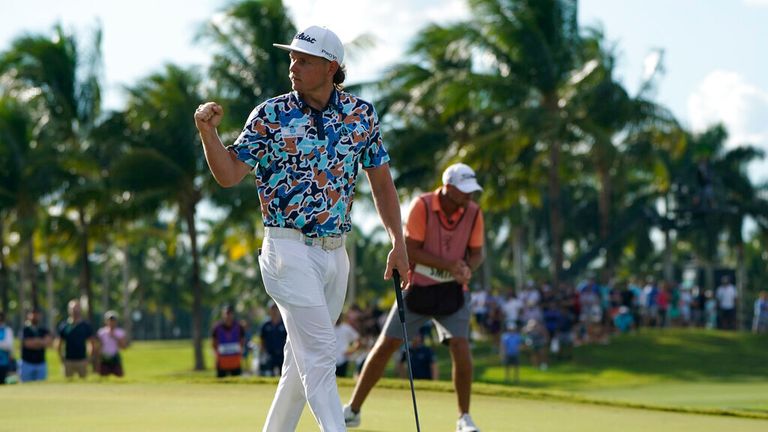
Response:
[273,43,330,61]
[454,180,483,194]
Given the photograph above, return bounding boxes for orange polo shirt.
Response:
[405,189,484,248]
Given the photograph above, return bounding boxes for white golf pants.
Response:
[259,229,349,431]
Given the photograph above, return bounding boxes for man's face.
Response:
[27,311,40,325]
[445,184,473,208]
[289,51,333,94]
[68,301,81,319]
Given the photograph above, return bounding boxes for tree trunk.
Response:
[122,244,133,340]
[0,217,9,314]
[78,208,95,324]
[512,225,526,294]
[597,163,616,276]
[184,199,206,371]
[702,258,715,293]
[597,165,611,243]
[102,260,110,312]
[45,252,57,330]
[25,238,39,311]
[548,148,563,286]
[19,251,28,326]
[736,242,746,331]
[481,249,492,292]
[663,228,674,283]
[544,94,563,288]
[662,194,674,282]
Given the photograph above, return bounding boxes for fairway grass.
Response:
[4,328,767,430]
[2,382,767,432]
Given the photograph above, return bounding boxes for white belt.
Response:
[265,227,345,251]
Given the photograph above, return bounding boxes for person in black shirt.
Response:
[56,300,97,379]
[259,302,287,377]
[20,309,52,382]
[397,333,437,380]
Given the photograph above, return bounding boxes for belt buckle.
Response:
[303,234,342,250]
[324,236,342,251]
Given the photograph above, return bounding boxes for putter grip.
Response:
[393,269,406,322]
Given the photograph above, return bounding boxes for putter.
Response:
[392,269,421,432]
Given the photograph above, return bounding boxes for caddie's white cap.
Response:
[273,25,344,64]
[442,163,483,193]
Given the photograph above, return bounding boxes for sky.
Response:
[2,0,767,180]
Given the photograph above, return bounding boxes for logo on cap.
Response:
[273,25,345,64]
[295,32,316,44]
[321,49,337,61]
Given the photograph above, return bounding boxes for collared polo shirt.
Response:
[404,189,484,248]
[229,90,390,237]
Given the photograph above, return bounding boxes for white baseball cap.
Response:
[273,25,344,64]
[442,163,483,193]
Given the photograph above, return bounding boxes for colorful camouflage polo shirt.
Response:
[228,89,390,238]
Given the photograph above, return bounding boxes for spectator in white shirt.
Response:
[715,276,738,330]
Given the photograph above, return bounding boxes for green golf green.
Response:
[4,329,767,430]
[2,382,767,432]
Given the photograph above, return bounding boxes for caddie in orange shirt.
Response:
[345,163,485,432]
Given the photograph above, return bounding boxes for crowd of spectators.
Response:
[2,279,765,385]
[468,275,767,373]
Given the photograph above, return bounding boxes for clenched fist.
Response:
[194,102,224,132]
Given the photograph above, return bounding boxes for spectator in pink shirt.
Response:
[96,311,128,377]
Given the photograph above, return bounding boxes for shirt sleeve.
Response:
[226,104,270,169]
[404,197,428,242]
[361,104,390,169]
[468,210,485,248]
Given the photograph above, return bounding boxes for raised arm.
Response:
[194,102,252,187]
[364,164,409,281]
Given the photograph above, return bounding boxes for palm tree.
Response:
[196,0,294,132]
[374,0,588,286]
[112,64,209,370]
[0,91,64,315]
[0,24,105,323]
[564,33,682,278]
[673,125,766,312]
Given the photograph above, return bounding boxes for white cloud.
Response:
[688,70,768,181]
[286,0,468,83]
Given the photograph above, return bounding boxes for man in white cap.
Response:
[194,25,409,431]
[345,163,485,432]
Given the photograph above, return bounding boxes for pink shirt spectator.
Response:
[98,327,126,357]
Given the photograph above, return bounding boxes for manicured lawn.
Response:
[2,383,767,432]
[3,328,767,431]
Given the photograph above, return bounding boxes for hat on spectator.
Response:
[442,163,483,193]
[273,25,344,64]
